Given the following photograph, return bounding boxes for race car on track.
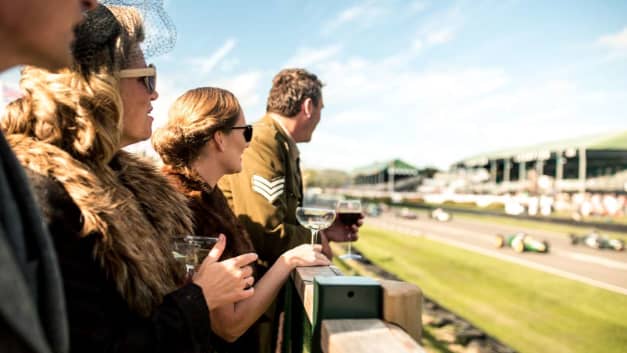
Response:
[395,207,418,219]
[494,232,550,253]
[430,208,452,222]
[364,203,382,217]
[569,231,625,251]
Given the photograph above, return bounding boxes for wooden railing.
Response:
[282,266,424,353]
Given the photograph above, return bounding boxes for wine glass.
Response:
[295,207,336,245]
[172,235,218,278]
[337,200,362,260]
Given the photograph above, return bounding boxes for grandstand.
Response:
[453,131,627,193]
[352,159,421,191]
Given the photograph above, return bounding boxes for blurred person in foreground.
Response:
[218,68,363,352]
[1,4,256,353]
[152,86,330,351]
[0,1,97,353]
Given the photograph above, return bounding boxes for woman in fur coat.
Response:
[152,87,330,350]
[1,5,257,353]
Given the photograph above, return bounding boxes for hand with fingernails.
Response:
[192,234,258,309]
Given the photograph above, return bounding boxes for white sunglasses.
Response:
[118,64,157,93]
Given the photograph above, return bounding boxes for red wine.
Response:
[338,212,361,226]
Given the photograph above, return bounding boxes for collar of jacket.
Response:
[161,165,214,197]
[261,114,300,162]
[7,134,193,317]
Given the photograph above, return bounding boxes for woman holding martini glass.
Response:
[153,87,330,349]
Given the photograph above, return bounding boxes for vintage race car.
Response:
[430,208,452,222]
[569,231,625,251]
[395,207,418,219]
[364,203,382,217]
[494,232,549,253]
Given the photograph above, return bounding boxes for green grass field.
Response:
[353,225,627,353]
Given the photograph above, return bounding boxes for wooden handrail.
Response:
[321,319,425,353]
[287,266,423,353]
[377,279,422,341]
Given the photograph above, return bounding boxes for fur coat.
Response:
[161,166,255,264]
[8,134,194,317]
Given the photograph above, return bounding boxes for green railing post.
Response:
[282,280,307,353]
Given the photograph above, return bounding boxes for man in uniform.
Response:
[220,67,362,267]
[0,1,97,352]
[219,68,362,353]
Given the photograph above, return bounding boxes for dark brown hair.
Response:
[266,68,323,117]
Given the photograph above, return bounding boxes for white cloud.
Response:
[411,4,463,50]
[413,39,424,51]
[189,38,237,74]
[598,26,627,61]
[394,68,509,105]
[328,110,381,125]
[409,0,428,13]
[284,40,626,170]
[285,44,343,68]
[598,27,627,50]
[211,71,264,109]
[425,28,455,45]
[299,131,394,170]
[402,27,455,62]
[219,58,240,73]
[322,2,386,35]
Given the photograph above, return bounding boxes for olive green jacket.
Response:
[219,114,310,268]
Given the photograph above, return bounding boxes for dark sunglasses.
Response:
[231,125,253,142]
[118,64,157,94]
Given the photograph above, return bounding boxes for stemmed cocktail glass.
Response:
[295,207,336,245]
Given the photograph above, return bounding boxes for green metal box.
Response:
[313,276,382,323]
[310,276,382,352]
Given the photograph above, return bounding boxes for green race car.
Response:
[569,231,625,251]
[494,232,550,253]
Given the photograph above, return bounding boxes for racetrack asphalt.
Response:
[365,211,627,296]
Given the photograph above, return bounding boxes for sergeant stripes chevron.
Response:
[252,175,285,203]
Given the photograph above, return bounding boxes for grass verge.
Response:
[353,225,627,353]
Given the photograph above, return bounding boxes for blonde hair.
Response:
[152,87,242,174]
[1,5,144,166]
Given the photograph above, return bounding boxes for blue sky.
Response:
[2,0,627,170]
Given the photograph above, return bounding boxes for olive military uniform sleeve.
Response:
[219,122,310,266]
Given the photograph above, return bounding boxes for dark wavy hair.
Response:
[265,68,324,117]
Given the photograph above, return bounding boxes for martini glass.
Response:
[295,207,336,245]
[172,235,218,278]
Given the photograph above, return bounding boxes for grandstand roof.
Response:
[353,159,418,176]
[458,131,627,167]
